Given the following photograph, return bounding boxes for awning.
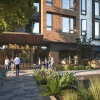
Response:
[0,32,43,45]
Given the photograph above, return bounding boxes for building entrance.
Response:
[0,44,48,69]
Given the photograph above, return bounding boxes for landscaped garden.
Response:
[33,68,100,100]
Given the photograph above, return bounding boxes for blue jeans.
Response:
[15,64,19,76]
[5,65,9,73]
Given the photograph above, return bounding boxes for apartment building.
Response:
[26,0,80,65]
[26,0,99,64]
[80,0,100,59]
[0,0,100,65]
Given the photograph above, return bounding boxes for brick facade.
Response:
[41,0,80,43]
[40,0,80,65]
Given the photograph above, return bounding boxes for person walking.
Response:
[48,55,54,71]
[4,57,10,73]
[38,57,41,69]
[14,55,20,76]
[44,57,48,69]
[10,57,15,74]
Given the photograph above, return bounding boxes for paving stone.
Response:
[0,70,51,100]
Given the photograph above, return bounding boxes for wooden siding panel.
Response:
[0,33,43,45]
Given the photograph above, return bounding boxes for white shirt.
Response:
[45,58,48,64]
[38,58,40,65]
[50,57,54,64]
[5,59,9,65]
[14,57,20,65]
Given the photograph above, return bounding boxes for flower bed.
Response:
[33,69,100,100]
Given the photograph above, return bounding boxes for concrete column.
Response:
[68,55,71,64]
[30,48,33,67]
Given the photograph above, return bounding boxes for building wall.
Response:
[80,0,92,38]
[0,51,3,65]
[42,0,80,43]
[0,50,6,65]
[80,0,100,46]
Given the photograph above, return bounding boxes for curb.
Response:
[50,96,57,100]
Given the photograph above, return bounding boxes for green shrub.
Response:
[62,65,69,70]
[77,82,92,100]
[41,72,76,96]
[41,72,61,96]
[37,77,47,85]
[33,70,48,85]
[89,77,100,100]
[63,89,78,100]
[58,72,75,90]
[34,70,100,100]
[54,65,65,71]
[77,77,100,100]
[68,65,91,70]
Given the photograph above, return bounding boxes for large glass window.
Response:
[62,0,74,10]
[81,19,87,36]
[95,21,100,39]
[46,0,52,6]
[81,0,87,15]
[62,17,74,33]
[95,1,100,16]
[46,13,52,31]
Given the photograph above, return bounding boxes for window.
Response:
[32,22,39,33]
[62,17,74,33]
[46,13,52,31]
[95,1,100,16]
[62,0,74,10]
[34,3,39,12]
[46,0,52,6]
[81,19,87,36]
[95,21,100,39]
[81,0,87,15]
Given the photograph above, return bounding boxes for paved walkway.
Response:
[0,70,51,100]
[58,69,100,76]
[0,69,100,100]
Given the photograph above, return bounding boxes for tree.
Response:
[76,37,94,66]
[0,0,36,32]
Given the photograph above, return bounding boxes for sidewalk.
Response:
[0,70,51,100]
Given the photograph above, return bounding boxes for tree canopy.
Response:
[76,37,94,66]
[0,0,36,32]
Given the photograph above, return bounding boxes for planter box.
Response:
[50,96,57,100]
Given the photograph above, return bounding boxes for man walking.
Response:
[14,55,20,76]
